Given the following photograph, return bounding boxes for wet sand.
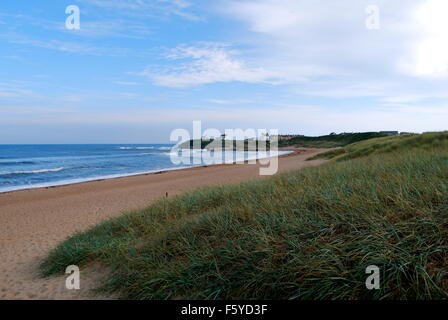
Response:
[0,149,328,300]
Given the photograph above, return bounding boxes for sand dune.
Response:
[0,149,328,300]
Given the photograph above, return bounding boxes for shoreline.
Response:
[0,150,293,195]
[0,148,328,300]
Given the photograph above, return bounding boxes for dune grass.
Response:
[40,132,448,300]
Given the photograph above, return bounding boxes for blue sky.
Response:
[1,0,447,143]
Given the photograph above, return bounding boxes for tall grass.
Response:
[40,132,448,300]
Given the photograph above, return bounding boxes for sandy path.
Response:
[0,149,327,300]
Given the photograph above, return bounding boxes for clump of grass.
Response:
[41,132,448,300]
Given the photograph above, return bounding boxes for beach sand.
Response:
[0,149,328,300]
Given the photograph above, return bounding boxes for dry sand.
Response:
[0,149,328,300]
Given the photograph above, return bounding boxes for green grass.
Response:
[181,132,391,150]
[309,132,448,161]
[179,139,215,150]
[40,132,448,300]
[278,132,391,148]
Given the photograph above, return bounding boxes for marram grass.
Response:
[40,132,448,300]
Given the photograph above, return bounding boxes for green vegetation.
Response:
[309,132,448,161]
[181,132,397,150]
[179,139,271,151]
[180,139,215,150]
[279,132,391,148]
[41,132,448,300]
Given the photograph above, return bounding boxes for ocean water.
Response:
[0,145,289,193]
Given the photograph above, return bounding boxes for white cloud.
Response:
[59,20,153,39]
[409,0,448,77]
[3,34,131,56]
[138,44,280,88]
[215,0,448,103]
[81,0,202,21]
[223,0,418,75]
[227,1,304,33]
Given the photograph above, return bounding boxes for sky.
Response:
[1,0,447,143]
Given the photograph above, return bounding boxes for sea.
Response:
[0,145,289,193]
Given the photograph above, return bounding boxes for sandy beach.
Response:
[0,149,327,300]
